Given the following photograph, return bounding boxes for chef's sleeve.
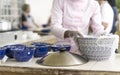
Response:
[90,1,105,35]
[101,4,114,33]
[51,0,68,39]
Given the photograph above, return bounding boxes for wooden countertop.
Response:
[0,54,120,75]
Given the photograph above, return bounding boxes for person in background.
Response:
[97,0,114,34]
[117,8,120,40]
[118,9,120,34]
[51,0,105,54]
[107,0,117,34]
[21,4,40,30]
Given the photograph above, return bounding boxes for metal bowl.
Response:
[37,48,88,67]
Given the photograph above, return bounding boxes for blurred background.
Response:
[0,0,53,27]
[0,0,120,49]
[0,0,120,29]
[25,0,53,25]
[116,0,120,12]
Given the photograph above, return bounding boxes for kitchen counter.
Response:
[0,54,120,75]
[0,34,56,47]
[0,34,120,75]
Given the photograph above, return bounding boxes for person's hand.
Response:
[102,22,108,30]
[64,30,82,38]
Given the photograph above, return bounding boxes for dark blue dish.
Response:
[5,44,26,58]
[31,42,51,51]
[64,45,71,51]
[33,45,49,58]
[51,45,71,52]
[42,24,49,28]
[13,47,34,62]
[40,29,51,33]
[0,47,6,59]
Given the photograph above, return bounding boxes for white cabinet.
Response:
[0,0,25,29]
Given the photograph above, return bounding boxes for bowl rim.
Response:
[51,45,71,47]
[0,47,7,50]
[31,45,50,48]
[78,35,117,39]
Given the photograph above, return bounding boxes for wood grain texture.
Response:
[0,66,119,75]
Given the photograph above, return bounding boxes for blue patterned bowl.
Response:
[31,42,51,51]
[51,45,71,52]
[5,44,26,58]
[13,47,35,62]
[32,45,49,58]
[40,29,51,33]
[0,47,6,59]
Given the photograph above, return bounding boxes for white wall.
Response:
[25,0,53,25]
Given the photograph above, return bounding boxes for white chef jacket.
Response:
[51,0,105,54]
[100,1,114,33]
[23,13,36,28]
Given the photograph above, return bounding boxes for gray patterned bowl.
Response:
[77,35,119,61]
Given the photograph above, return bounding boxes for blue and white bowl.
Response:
[5,44,26,58]
[51,45,71,52]
[0,47,6,59]
[31,42,51,51]
[13,47,35,62]
[32,45,49,58]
